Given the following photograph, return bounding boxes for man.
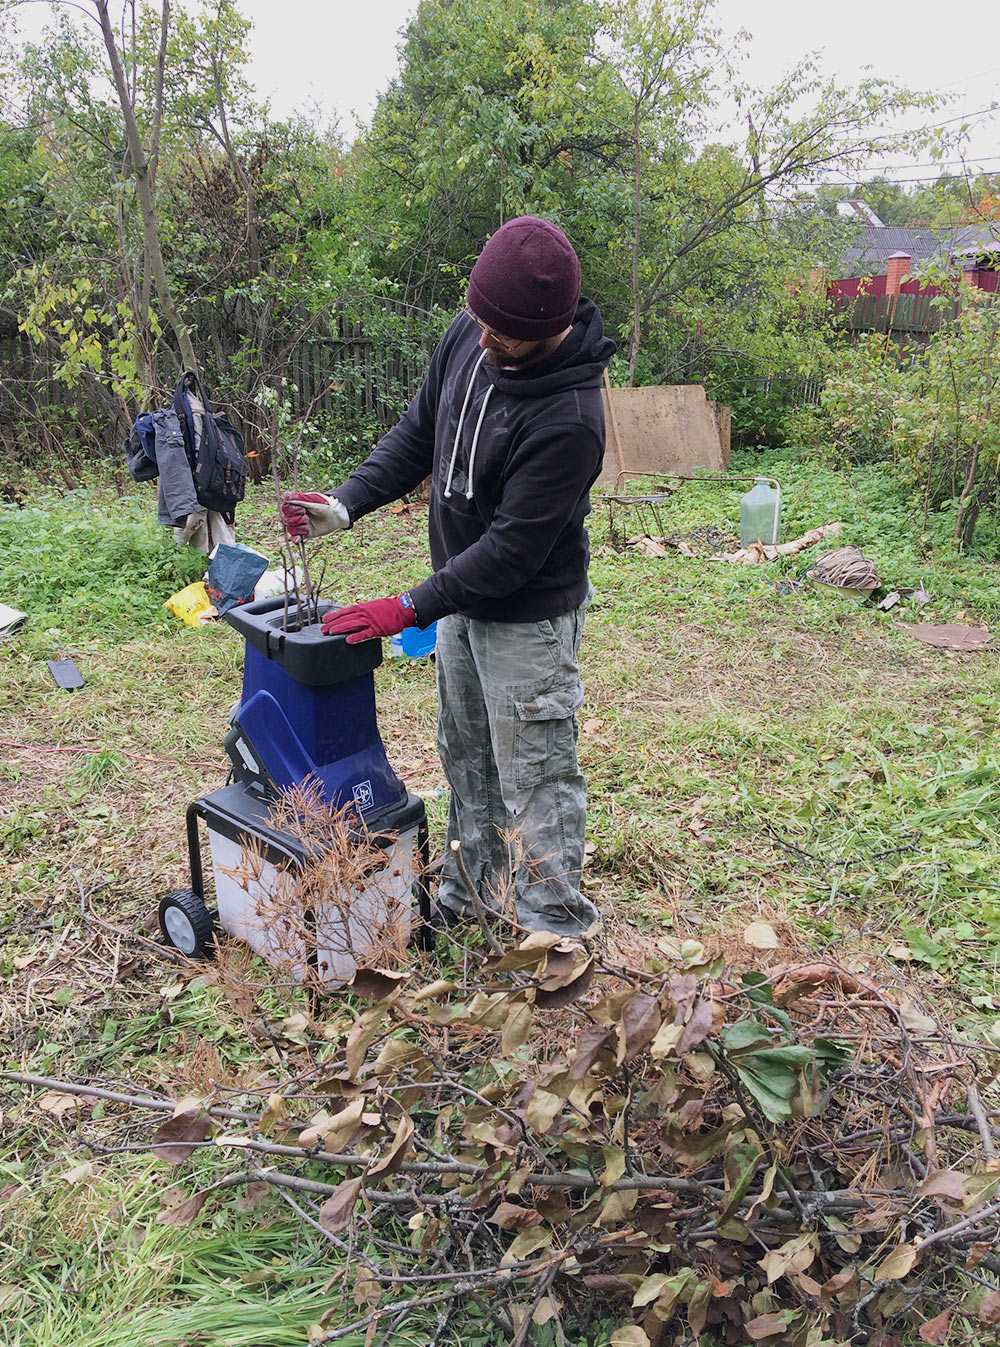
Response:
[282,216,615,937]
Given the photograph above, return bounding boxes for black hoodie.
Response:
[333,298,616,625]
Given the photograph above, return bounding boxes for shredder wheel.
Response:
[158,889,215,958]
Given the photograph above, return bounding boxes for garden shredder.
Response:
[157,596,430,982]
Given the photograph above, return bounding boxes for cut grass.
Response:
[2,450,1000,1343]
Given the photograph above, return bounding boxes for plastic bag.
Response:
[205,543,269,617]
[165,581,216,627]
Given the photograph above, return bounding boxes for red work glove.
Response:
[280,492,347,540]
[321,593,417,644]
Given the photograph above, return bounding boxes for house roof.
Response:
[840,224,1000,276]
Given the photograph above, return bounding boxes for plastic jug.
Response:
[740,478,781,546]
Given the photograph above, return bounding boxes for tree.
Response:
[352,0,945,398]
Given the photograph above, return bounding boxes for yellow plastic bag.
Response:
[164,580,216,627]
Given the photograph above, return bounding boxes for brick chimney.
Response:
[885,252,911,296]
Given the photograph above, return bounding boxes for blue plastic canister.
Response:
[739,478,781,546]
[390,622,438,658]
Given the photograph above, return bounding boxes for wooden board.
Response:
[600,384,730,483]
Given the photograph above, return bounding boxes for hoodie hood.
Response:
[483,297,615,398]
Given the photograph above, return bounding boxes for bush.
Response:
[0,491,205,640]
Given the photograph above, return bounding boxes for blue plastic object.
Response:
[391,621,438,658]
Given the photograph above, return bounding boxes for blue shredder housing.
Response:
[223,597,406,818]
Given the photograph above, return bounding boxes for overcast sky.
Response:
[234,0,999,180]
[5,0,998,178]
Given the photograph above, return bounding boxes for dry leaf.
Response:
[917,1309,951,1343]
[61,1162,95,1185]
[156,1189,207,1227]
[350,968,408,1001]
[318,1177,363,1233]
[367,1114,414,1180]
[38,1091,80,1117]
[919,1170,965,1204]
[979,1290,1000,1325]
[899,996,938,1035]
[581,718,604,735]
[12,953,38,970]
[743,921,779,949]
[152,1110,213,1164]
[874,1241,919,1282]
[610,1329,650,1347]
[488,1202,542,1232]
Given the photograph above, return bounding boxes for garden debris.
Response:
[879,585,931,612]
[629,520,844,563]
[0,601,27,637]
[807,544,880,596]
[205,543,269,618]
[164,579,216,627]
[6,933,998,1345]
[894,621,992,651]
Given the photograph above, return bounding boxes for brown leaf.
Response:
[299,1098,368,1150]
[609,1327,650,1347]
[745,1310,799,1340]
[743,922,779,949]
[567,1024,613,1081]
[345,1006,387,1079]
[917,1309,951,1344]
[964,1241,992,1269]
[874,1241,919,1282]
[899,995,938,1035]
[581,718,604,735]
[536,959,595,1009]
[538,942,589,989]
[156,1189,207,1227]
[37,1091,82,1118]
[619,991,662,1062]
[677,998,713,1054]
[366,1114,414,1180]
[234,1181,270,1212]
[488,1202,542,1232]
[152,1111,213,1165]
[491,931,563,973]
[979,1290,1000,1325]
[583,1274,632,1293]
[318,1177,363,1233]
[919,1170,966,1204]
[350,968,408,1001]
[501,1000,534,1053]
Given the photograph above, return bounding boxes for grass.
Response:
[2,449,1000,1343]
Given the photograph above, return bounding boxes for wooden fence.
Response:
[0,296,446,469]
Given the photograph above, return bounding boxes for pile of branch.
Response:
[630,521,844,564]
[6,938,1000,1347]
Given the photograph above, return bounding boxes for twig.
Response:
[449,840,503,955]
[966,1084,999,1161]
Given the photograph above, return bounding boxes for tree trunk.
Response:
[93,0,198,380]
[627,106,642,388]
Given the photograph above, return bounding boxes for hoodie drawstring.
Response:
[444,350,490,501]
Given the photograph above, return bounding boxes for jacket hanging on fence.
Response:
[126,406,235,554]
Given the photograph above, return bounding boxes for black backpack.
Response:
[172,372,247,515]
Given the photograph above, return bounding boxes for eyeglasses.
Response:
[464,307,529,354]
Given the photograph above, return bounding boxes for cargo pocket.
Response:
[509,681,583,790]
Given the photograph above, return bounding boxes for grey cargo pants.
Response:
[435,599,599,937]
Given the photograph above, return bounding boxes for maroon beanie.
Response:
[467,216,581,340]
